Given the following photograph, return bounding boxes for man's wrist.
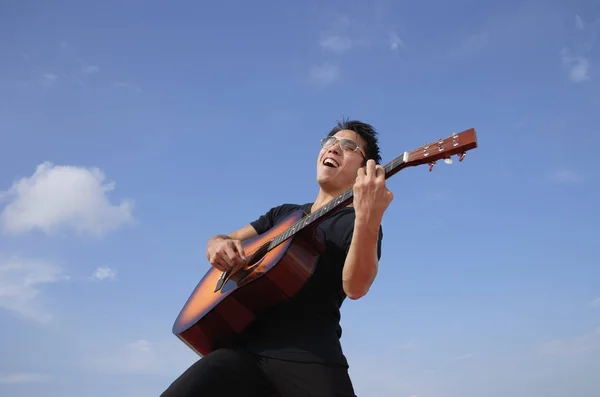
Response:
[354,214,382,237]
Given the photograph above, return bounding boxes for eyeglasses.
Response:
[320,136,366,158]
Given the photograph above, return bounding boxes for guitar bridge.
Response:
[214,270,229,292]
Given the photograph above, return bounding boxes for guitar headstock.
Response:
[404,128,478,171]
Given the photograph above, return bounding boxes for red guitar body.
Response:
[172,209,325,356]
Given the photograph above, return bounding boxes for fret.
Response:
[385,162,393,173]
[385,161,393,173]
[387,154,405,174]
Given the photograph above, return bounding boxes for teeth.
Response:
[323,158,339,167]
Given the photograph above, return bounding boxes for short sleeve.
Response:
[249,204,303,235]
[250,208,277,235]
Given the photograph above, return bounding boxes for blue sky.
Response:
[1,0,599,396]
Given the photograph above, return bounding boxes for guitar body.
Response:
[172,209,326,357]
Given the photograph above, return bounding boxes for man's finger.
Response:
[219,252,235,270]
[233,240,246,260]
[356,167,366,179]
[224,245,244,266]
[211,260,227,272]
[375,164,386,180]
[365,160,376,177]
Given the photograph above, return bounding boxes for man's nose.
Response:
[327,142,341,154]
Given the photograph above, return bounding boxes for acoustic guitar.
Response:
[172,128,478,356]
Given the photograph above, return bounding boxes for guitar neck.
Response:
[268,127,478,250]
[268,152,409,248]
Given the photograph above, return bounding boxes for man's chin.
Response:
[316,171,336,183]
[317,176,348,191]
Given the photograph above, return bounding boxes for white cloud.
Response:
[112,81,143,93]
[575,14,584,30]
[82,64,100,75]
[87,339,163,374]
[43,73,58,81]
[389,32,404,50]
[550,169,582,184]
[0,162,134,236]
[0,372,48,384]
[561,48,590,83]
[311,14,367,84]
[455,352,476,360]
[81,335,200,379]
[75,58,100,77]
[310,63,340,85]
[90,266,116,281]
[319,35,355,53]
[540,327,600,355]
[0,255,66,323]
[118,340,158,373]
[42,73,58,87]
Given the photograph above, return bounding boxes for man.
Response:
[161,119,393,396]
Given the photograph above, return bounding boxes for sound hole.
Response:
[244,241,271,270]
[213,240,274,292]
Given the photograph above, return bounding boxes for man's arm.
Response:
[342,218,381,300]
[208,224,258,246]
[206,225,258,271]
[342,160,391,300]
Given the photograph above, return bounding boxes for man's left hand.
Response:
[353,159,394,226]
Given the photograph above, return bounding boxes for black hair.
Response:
[327,118,382,164]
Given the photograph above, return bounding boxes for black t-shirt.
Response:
[235,202,383,367]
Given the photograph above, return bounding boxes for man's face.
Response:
[316,129,367,192]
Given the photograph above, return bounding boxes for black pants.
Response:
[160,347,357,397]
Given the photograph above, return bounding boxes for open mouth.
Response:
[322,157,339,168]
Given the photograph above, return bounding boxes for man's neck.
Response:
[311,187,352,213]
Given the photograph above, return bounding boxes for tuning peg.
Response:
[452,132,459,147]
[428,161,436,172]
[444,156,453,164]
[458,152,466,162]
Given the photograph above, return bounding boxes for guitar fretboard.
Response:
[268,152,408,249]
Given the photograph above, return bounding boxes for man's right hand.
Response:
[206,235,247,272]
